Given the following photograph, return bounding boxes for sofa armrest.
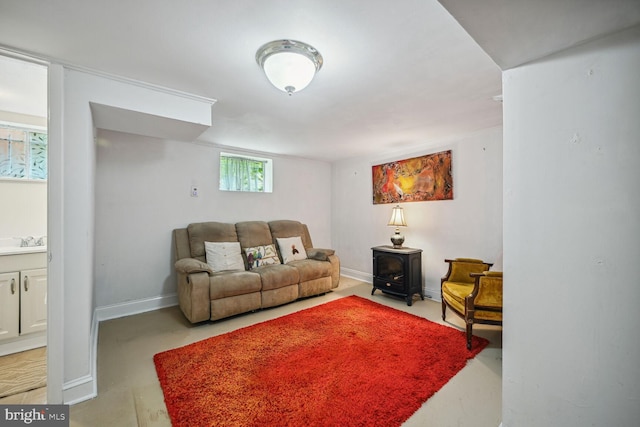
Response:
[306,248,335,261]
[177,270,211,323]
[328,254,340,289]
[175,258,213,275]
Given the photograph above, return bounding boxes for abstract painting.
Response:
[372,150,453,204]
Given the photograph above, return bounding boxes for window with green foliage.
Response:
[219,152,273,193]
[0,125,47,180]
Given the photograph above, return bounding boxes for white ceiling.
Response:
[439,0,640,70]
[0,0,638,162]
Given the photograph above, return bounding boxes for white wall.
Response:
[0,181,47,238]
[48,66,214,404]
[94,130,332,308]
[502,25,640,426]
[332,126,503,297]
[0,57,47,242]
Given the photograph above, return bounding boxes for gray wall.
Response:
[94,130,332,307]
[502,25,640,426]
[331,126,503,297]
[0,181,47,238]
[49,66,215,403]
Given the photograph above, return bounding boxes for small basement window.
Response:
[0,124,47,180]
[219,152,273,193]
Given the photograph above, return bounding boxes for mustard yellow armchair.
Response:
[441,258,502,350]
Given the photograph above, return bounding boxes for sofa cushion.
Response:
[251,264,300,291]
[188,222,238,261]
[287,258,332,282]
[244,244,281,269]
[205,241,245,271]
[236,221,273,247]
[209,271,262,299]
[268,220,313,248]
[276,236,308,263]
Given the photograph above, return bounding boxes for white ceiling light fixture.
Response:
[256,40,323,96]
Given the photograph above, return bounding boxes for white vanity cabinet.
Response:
[0,251,47,354]
[19,268,47,335]
[0,272,19,341]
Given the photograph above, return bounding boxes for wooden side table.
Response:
[371,245,423,306]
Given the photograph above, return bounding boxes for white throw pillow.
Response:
[204,241,245,271]
[244,244,281,269]
[276,236,308,264]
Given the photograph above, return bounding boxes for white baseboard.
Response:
[340,268,442,303]
[340,267,371,283]
[62,309,100,405]
[0,332,46,357]
[424,285,442,301]
[63,374,96,405]
[94,293,178,322]
[62,293,179,405]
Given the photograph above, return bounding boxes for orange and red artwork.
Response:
[372,150,453,204]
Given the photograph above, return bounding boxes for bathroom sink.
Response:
[0,238,47,256]
[0,245,47,256]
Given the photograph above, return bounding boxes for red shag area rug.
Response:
[154,296,488,427]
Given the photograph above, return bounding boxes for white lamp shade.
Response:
[387,205,407,227]
[263,52,317,94]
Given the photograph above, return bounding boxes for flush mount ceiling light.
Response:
[256,40,323,96]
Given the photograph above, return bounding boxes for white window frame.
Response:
[0,121,48,182]
[219,151,273,193]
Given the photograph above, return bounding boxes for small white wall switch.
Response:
[191,186,199,197]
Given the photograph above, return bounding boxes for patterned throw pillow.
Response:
[244,244,281,269]
[204,241,246,271]
[276,236,308,264]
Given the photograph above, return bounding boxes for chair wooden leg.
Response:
[442,300,446,320]
[466,322,473,350]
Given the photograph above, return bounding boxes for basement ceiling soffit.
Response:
[438,0,640,69]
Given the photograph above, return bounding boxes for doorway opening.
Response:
[0,53,48,403]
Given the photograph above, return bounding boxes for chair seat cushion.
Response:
[442,281,503,322]
[442,281,473,304]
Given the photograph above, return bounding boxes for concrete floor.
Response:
[5,277,503,426]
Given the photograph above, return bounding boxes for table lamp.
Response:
[387,205,407,248]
